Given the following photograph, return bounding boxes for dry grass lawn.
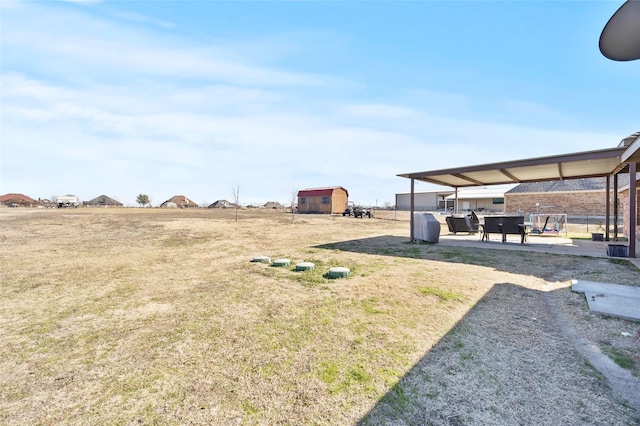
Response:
[0,208,638,425]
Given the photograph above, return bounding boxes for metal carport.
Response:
[398,132,640,257]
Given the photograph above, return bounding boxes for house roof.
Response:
[506,175,637,194]
[0,193,37,203]
[264,201,284,208]
[297,187,349,197]
[208,199,235,208]
[85,195,123,206]
[162,195,198,206]
[507,178,607,194]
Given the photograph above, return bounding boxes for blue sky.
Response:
[1,0,638,207]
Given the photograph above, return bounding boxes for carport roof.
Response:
[397,146,629,188]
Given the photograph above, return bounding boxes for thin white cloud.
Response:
[2,4,336,88]
[1,69,625,205]
[114,11,175,28]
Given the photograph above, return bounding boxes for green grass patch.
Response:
[581,360,607,382]
[241,399,259,415]
[418,286,463,302]
[602,346,635,370]
[317,360,372,394]
[399,247,421,258]
[387,383,409,411]
[608,258,633,267]
[318,360,341,385]
[438,249,462,259]
[360,297,387,314]
[289,268,330,285]
[437,248,488,264]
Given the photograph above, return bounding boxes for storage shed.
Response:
[297,187,348,214]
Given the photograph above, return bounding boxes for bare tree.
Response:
[232,186,240,222]
[290,189,298,220]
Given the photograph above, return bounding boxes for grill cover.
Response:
[413,213,441,243]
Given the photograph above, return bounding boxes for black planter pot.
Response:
[606,243,628,257]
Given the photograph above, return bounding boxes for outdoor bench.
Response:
[481,215,528,243]
[445,212,480,234]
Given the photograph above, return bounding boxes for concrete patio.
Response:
[436,232,640,269]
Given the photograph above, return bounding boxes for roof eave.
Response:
[398,147,626,187]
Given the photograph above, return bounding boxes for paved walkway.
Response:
[437,232,640,269]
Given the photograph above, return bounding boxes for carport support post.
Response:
[455,187,459,214]
[410,178,415,242]
[629,162,637,258]
[606,175,611,242]
[614,174,619,240]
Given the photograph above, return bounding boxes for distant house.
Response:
[0,193,38,207]
[160,195,199,208]
[208,199,236,209]
[84,195,123,207]
[263,201,284,209]
[297,187,348,214]
[504,177,632,216]
[55,195,79,208]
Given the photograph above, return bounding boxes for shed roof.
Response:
[298,187,349,197]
